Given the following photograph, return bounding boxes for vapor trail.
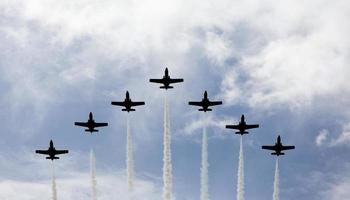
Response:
[200,125,209,200]
[51,162,58,200]
[273,158,279,200]
[163,93,173,200]
[236,136,244,200]
[126,114,135,192]
[90,149,97,200]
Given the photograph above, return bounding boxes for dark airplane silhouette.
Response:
[74,112,108,133]
[262,135,295,156]
[225,115,259,135]
[149,68,184,89]
[188,91,222,112]
[111,91,145,112]
[35,140,68,160]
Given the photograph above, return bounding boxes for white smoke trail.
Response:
[51,162,57,200]
[90,149,97,200]
[126,114,135,192]
[200,125,209,200]
[273,158,279,200]
[236,136,244,200]
[163,93,173,200]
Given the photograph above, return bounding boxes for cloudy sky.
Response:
[0,0,350,199]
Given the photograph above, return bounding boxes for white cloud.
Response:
[315,123,350,147]
[204,32,233,66]
[318,163,350,200]
[181,113,236,135]
[1,0,349,113]
[315,129,329,146]
[330,123,350,147]
[0,173,162,200]
[220,70,242,106]
[224,0,350,110]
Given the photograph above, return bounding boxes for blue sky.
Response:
[0,0,350,199]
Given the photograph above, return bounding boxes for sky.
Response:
[0,0,350,199]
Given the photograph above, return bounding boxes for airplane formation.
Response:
[35,67,295,195]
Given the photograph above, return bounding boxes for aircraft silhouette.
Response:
[225,115,259,135]
[74,112,108,133]
[149,68,184,89]
[111,91,145,112]
[35,140,69,160]
[262,135,295,156]
[188,91,222,112]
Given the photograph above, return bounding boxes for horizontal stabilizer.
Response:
[236,131,248,135]
[85,129,98,132]
[160,86,173,89]
[199,108,212,112]
[272,152,284,156]
[122,108,135,112]
[46,157,59,160]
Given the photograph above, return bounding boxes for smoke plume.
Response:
[126,115,135,192]
[273,158,279,200]
[90,149,97,200]
[163,94,173,200]
[236,136,244,200]
[51,162,57,200]
[200,126,209,200]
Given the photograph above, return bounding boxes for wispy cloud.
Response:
[315,129,329,146]
[330,123,350,147]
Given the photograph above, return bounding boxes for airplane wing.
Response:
[262,145,276,150]
[225,125,240,130]
[281,146,295,151]
[245,124,259,129]
[188,102,203,106]
[111,102,126,106]
[169,78,184,83]
[94,123,108,128]
[55,150,69,155]
[149,79,164,83]
[131,102,145,107]
[35,150,49,155]
[208,101,222,106]
[74,122,88,127]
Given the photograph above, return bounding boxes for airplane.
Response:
[188,91,222,112]
[35,140,69,160]
[149,68,184,89]
[262,135,295,156]
[111,91,145,112]
[74,112,108,133]
[225,115,259,135]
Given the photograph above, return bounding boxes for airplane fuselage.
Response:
[86,119,97,132]
[235,122,249,134]
[160,75,172,89]
[45,147,59,160]
[200,98,210,111]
